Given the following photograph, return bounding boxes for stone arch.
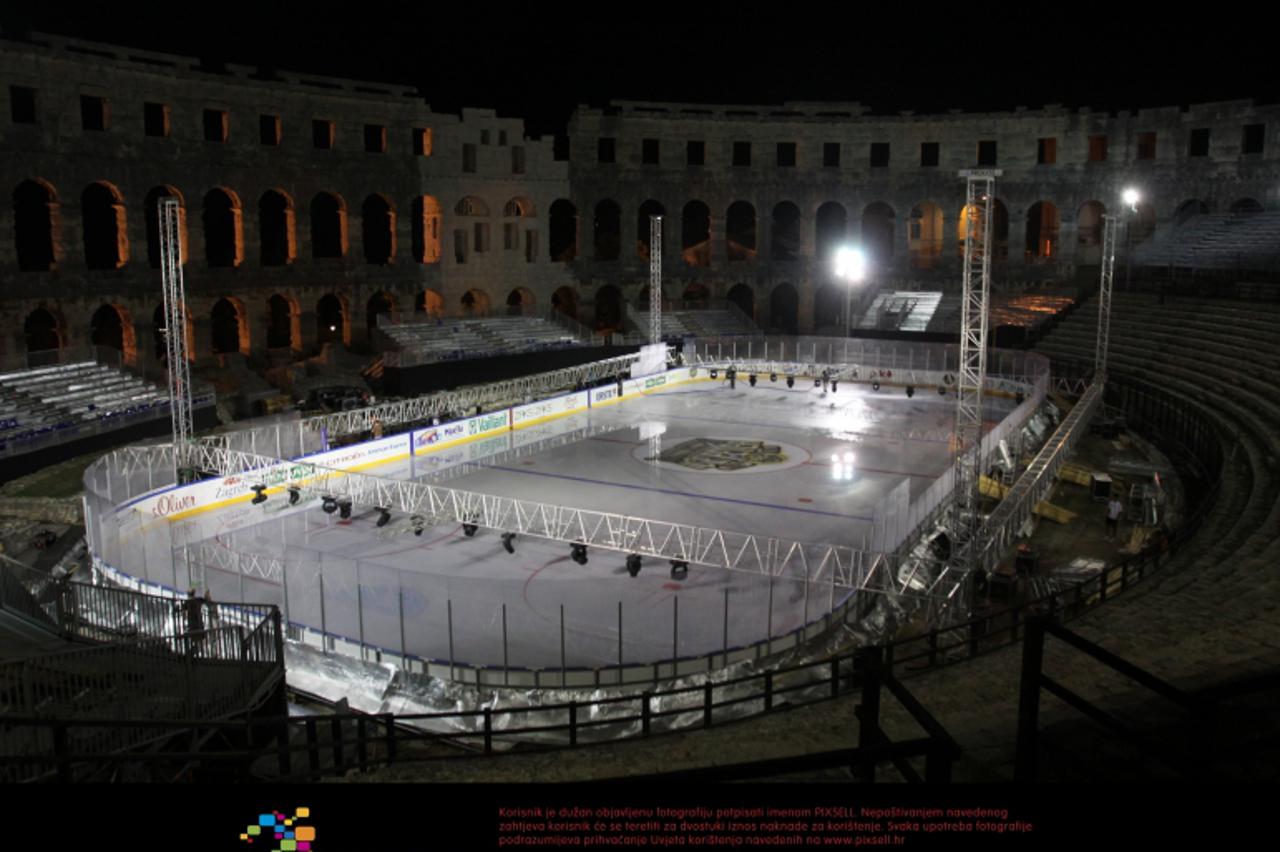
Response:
[594,199,622,261]
[771,202,801,261]
[549,199,578,262]
[812,283,844,332]
[82,181,129,270]
[367,291,397,336]
[506,287,536,314]
[594,284,623,331]
[461,288,491,316]
[361,194,396,265]
[681,200,711,267]
[637,200,666,261]
[144,185,187,269]
[1077,201,1106,246]
[310,192,347,259]
[258,189,296,266]
[815,201,848,263]
[1230,198,1264,215]
[504,197,536,218]
[957,199,1008,258]
[415,289,444,318]
[636,284,667,310]
[152,303,195,364]
[1129,203,1157,244]
[727,283,755,321]
[211,296,250,355]
[551,285,578,320]
[683,281,711,307]
[90,303,137,365]
[908,201,944,269]
[1174,199,1210,226]
[861,202,895,265]
[454,196,490,217]
[1025,201,1061,258]
[24,307,63,355]
[769,283,799,334]
[726,201,757,262]
[316,293,350,346]
[13,178,60,271]
[266,293,301,351]
[412,196,442,264]
[203,187,243,268]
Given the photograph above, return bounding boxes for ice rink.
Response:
[160,380,1017,672]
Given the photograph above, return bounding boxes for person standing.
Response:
[1106,496,1124,540]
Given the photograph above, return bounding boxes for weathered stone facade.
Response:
[3,33,1279,362]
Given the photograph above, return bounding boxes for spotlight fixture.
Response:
[906,386,915,398]
[322,496,337,514]
[571,542,589,565]
[770,373,777,382]
[501,532,516,554]
[626,554,642,577]
[411,514,425,536]
[251,484,267,505]
[670,560,689,581]
[462,521,478,537]
[872,381,881,392]
[748,374,757,387]
[376,508,392,528]
[338,499,352,520]
[288,486,301,505]
[786,376,795,388]
[710,368,718,379]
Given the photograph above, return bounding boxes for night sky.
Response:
[3,4,1273,138]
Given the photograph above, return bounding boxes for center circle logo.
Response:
[632,437,810,474]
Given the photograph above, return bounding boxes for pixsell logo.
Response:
[239,807,316,850]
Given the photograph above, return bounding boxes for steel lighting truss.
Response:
[159,198,194,472]
[187,443,964,601]
[951,170,999,570]
[1096,214,1120,381]
[650,214,663,345]
[294,353,645,439]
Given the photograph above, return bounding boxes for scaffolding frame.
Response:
[1096,213,1120,380]
[159,198,194,475]
[650,215,663,344]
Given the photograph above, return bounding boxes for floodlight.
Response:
[906,386,915,398]
[626,554,642,577]
[338,499,352,520]
[251,485,267,505]
[501,532,516,554]
[462,521,478,537]
[322,496,337,514]
[710,368,718,379]
[770,373,777,382]
[670,560,689,580]
[288,486,301,505]
[376,508,392,527]
[833,246,867,282]
[1122,187,1140,209]
[786,376,794,388]
[871,381,881,392]
[571,543,589,565]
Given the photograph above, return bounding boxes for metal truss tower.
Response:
[1095,214,1120,381]
[159,197,194,475]
[649,215,663,344]
[951,169,1000,574]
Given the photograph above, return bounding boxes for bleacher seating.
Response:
[1132,211,1280,270]
[380,315,586,363]
[854,290,1075,334]
[629,308,759,339]
[0,362,172,453]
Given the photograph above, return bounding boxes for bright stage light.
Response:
[834,246,867,282]
[1122,187,1140,209]
[844,451,855,464]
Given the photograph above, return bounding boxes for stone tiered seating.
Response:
[381,315,584,363]
[631,308,758,339]
[1133,211,1280,269]
[0,362,171,452]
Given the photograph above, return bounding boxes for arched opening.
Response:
[24,308,62,355]
[682,282,710,308]
[725,201,757,262]
[13,179,59,271]
[310,193,347,259]
[415,289,444,318]
[362,194,395,265]
[506,287,536,315]
[1174,199,1210,226]
[151,303,193,364]
[551,285,578,320]
[593,199,621,261]
[771,202,801,261]
[203,188,242,268]
[549,199,577,262]
[813,283,844,331]
[727,283,755,321]
[1025,201,1060,258]
[594,284,623,331]
[636,284,666,310]
[259,189,295,266]
[1230,198,1264,215]
[861,202,895,265]
[266,294,299,350]
[82,181,128,270]
[412,196,442,263]
[316,293,348,345]
[815,202,848,263]
[211,297,249,355]
[957,199,1008,258]
[144,186,186,269]
[908,202,944,269]
[1128,203,1157,244]
[769,283,799,334]
[1077,201,1106,245]
[681,200,711,267]
[367,291,396,337]
[637,200,666,260]
[503,197,536,259]
[461,288,491,316]
[90,304,137,364]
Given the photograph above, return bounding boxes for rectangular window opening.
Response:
[823,142,840,167]
[1136,131,1157,160]
[1088,135,1108,162]
[1189,128,1210,157]
[364,123,386,153]
[312,119,334,149]
[687,140,705,166]
[1037,137,1056,164]
[870,142,890,168]
[977,140,997,166]
[413,127,433,156]
[260,114,282,146]
[144,102,170,137]
[776,142,796,167]
[920,142,939,167]
[203,108,228,143]
[10,86,37,124]
[733,141,751,167]
[1242,123,1265,155]
[598,137,616,163]
[642,138,660,165]
[463,143,477,172]
[80,94,108,131]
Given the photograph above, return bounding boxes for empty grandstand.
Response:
[1133,209,1280,272]
[624,300,760,340]
[377,312,594,367]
